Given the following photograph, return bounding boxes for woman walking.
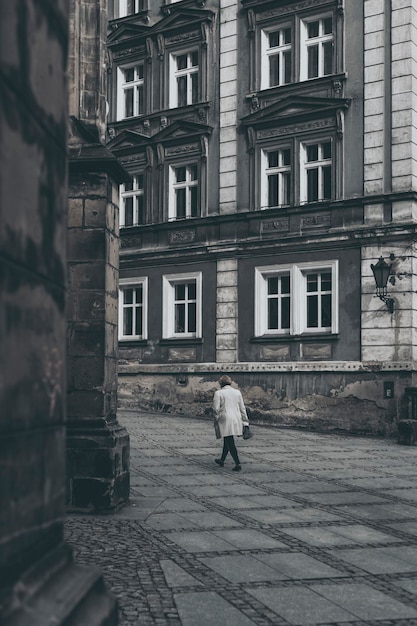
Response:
[213,375,249,472]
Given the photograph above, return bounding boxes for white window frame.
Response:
[255,261,338,337]
[260,25,292,90]
[120,175,145,227]
[117,63,144,120]
[168,164,199,220]
[300,139,333,203]
[169,50,199,109]
[300,15,334,81]
[118,0,146,17]
[163,272,202,339]
[119,278,148,341]
[261,147,292,208]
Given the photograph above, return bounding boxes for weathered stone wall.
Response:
[118,369,407,436]
[0,1,117,623]
[0,0,69,604]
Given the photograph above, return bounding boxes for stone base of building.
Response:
[118,364,413,437]
[66,418,130,512]
[1,543,117,625]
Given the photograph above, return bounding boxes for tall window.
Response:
[306,270,332,331]
[170,51,199,108]
[261,27,292,89]
[118,64,144,120]
[302,16,333,79]
[163,273,202,338]
[302,140,332,202]
[169,165,199,220]
[255,261,338,336]
[119,279,148,340]
[266,274,291,332]
[120,175,144,226]
[118,0,146,17]
[262,148,291,208]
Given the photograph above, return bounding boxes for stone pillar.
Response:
[0,1,117,623]
[216,259,238,363]
[66,120,130,511]
[65,0,130,512]
[219,0,238,214]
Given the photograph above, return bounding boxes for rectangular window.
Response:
[263,148,291,208]
[170,51,199,108]
[120,175,145,226]
[302,140,332,203]
[262,26,292,89]
[255,261,338,336]
[117,64,144,120]
[163,272,202,338]
[118,0,146,17]
[119,278,148,340]
[302,16,333,80]
[169,164,199,220]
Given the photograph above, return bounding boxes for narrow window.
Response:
[119,279,148,340]
[304,17,334,79]
[120,64,144,119]
[304,141,332,202]
[171,165,199,219]
[265,148,291,207]
[120,174,145,226]
[306,270,332,330]
[163,273,202,338]
[173,51,199,107]
[266,27,292,88]
[267,274,291,331]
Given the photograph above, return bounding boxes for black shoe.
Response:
[215,459,224,467]
[232,464,241,472]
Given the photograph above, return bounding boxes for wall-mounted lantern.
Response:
[370,255,394,313]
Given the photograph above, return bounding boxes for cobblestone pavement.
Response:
[65,412,417,626]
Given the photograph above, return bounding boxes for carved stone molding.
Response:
[332,79,343,95]
[157,34,165,60]
[166,143,199,156]
[300,213,331,229]
[146,146,154,170]
[247,9,255,37]
[257,118,334,139]
[114,45,145,60]
[121,236,143,248]
[166,30,200,45]
[258,0,332,20]
[200,136,208,160]
[247,126,256,154]
[146,37,153,63]
[262,218,290,232]
[119,154,145,165]
[157,143,165,168]
[170,230,196,244]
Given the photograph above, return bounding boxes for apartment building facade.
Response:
[107,0,417,435]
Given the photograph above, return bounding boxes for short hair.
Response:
[219,375,232,387]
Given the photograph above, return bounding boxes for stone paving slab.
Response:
[65,411,417,626]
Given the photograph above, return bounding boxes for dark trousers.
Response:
[220,435,240,465]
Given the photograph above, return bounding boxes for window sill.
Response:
[119,339,149,346]
[251,333,339,344]
[160,337,203,346]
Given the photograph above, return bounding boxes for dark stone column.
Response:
[0,1,117,623]
[66,119,130,511]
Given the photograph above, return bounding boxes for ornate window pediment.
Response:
[152,8,214,36]
[108,23,150,47]
[241,95,350,129]
[108,129,150,151]
[153,120,212,144]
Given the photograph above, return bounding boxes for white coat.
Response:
[213,385,249,438]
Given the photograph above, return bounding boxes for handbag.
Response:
[213,419,221,439]
[242,425,253,440]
